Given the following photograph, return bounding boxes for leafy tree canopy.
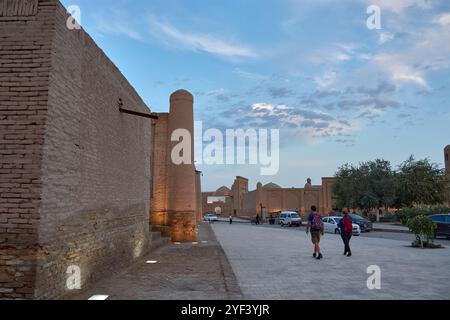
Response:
[333,156,447,211]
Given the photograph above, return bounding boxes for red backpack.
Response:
[344,217,353,233]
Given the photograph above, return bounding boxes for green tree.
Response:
[333,159,396,212]
[332,164,358,210]
[396,156,447,208]
[359,159,397,211]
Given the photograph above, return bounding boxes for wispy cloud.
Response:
[371,13,450,90]
[434,13,450,26]
[365,0,433,14]
[307,43,368,65]
[344,10,450,90]
[94,12,143,41]
[314,71,337,89]
[268,87,294,99]
[378,32,395,45]
[147,16,257,58]
[233,68,269,81]
[215,102,355,144]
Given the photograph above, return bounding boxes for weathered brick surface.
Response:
[0,0,55,300]
[0,0,39,18]
[150,92,198,242]
[150,114,169,227]
[195,171,202,222]
[1,0,152,299]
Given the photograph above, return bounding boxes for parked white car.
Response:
[279,211,302,227]
[322,216,361,236]
[204,213,219,222]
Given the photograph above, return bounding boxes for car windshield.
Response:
[334,218,342,223]
[349,214,364,220]
[291,214,300,218]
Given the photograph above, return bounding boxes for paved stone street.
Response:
[70,224,242,300]
[212,223,450,300]
[68,222,450,300]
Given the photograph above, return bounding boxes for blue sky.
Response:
[62,0,450,191]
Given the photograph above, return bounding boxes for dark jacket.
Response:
[338,219,344,232]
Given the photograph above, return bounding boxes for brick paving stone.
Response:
[69,224,242,300]
[212,223,450,300]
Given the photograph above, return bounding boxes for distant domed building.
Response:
[202,184,236,217]
[216,186,232,195]
[202,176,337,219]
[263,182,282,189]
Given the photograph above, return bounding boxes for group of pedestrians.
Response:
[305,206,353,260]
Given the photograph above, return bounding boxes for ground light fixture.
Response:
[146,260,158,264]
[88,295,109,300]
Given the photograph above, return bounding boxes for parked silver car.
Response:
[322,216,361,236]
[204,213,219,222]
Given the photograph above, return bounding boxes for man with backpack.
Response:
[306,206,324,260]
[338,210,353,257]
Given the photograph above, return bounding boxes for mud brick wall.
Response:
[150,114,169,228]
[0,0,56,300]
[0,0,39,17]
[195,171,202,222]
[1,0,152,299]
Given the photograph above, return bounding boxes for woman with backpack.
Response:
[338,210,353,257]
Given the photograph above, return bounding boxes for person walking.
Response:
[338,210,353,257]
[306,206,324,260]
[255,214,260,225]
[229,216,233,225]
